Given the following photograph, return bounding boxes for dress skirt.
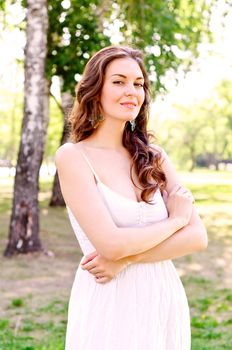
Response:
[65,259,191,350]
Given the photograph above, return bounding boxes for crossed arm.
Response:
[81,202,207,283]
[81,149,208,283]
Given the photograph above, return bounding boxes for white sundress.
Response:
[65,151,191,350]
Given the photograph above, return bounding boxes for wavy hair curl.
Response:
[69,45,166,203]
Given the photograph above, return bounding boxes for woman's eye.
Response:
[113,81,144,87]
[113,81,124,85]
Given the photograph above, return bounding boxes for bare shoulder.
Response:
[55,142,79,161]
[55,142,89,174]
[54,141,92,183]
[55,141,97,193]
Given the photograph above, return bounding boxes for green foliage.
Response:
[47,0,111,93]
[0,319,9,329]
[0,0,5,10]
[0,0,224,163]
[44,97,63,160]
[46,0,218,94]
[225,293,232,302]
[111,0,215,92]
[0,92,63,163]
[11,298,24,307]
[156,80,232,170]
[0,0,225,96]
[0,89,23,163]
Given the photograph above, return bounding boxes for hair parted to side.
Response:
[69,45,166,203]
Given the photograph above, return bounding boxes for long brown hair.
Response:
[69,45,166,202]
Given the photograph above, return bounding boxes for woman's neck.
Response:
[85,119,126,150]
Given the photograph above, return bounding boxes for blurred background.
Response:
[0,0,232,349]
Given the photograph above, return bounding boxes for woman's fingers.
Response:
[95,272,106,278]
[95,276,111,284]
[81,259,96,271]
[81,258,105,275]
[169,184,181,195]
[170,184,194,203]
[81,251,98,265]
[181,188,195,203]
[88,267,103,274]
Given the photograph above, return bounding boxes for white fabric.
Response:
[65,152,191,350]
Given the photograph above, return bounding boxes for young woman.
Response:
[55,45,208,350]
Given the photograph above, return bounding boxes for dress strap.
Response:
[80,148,101,183]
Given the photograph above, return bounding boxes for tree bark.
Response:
[4,0,48,256]
[49,92,73,207]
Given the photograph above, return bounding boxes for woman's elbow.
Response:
[106,243,126,261]
[98,238,125,261]
[195,225,208,251]
[100,247,121,261]
[100,248,124,261]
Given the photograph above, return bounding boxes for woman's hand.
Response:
[81,251,129,284]
[166,184,194,227]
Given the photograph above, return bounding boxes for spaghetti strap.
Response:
[80,148,101,183]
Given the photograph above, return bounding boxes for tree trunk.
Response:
[4,0,48,257]
[49,92,73,206]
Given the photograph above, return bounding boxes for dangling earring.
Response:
[88,114,104,129]
[130,119,136,131]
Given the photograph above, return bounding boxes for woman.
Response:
[56,45,208,350]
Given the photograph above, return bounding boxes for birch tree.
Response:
[4,0,48,256]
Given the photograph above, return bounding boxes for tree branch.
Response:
[50,92,63,115]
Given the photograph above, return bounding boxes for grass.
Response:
[0,170,232,349]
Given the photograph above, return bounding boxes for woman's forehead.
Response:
[105,57,143,78]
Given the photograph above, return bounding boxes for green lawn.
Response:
[0,170,232,350]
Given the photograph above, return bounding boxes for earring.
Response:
[88,114,104,129]
[130,119,136,131]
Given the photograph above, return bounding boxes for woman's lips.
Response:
[120,103,137,109]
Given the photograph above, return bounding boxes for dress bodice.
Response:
[66,150,168,255]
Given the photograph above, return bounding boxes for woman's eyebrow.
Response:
[111,74,144,80]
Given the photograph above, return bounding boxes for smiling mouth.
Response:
[120,103,137,109]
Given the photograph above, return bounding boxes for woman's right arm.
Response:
[55,143,192,261]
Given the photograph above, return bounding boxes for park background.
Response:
[0,0,232,349]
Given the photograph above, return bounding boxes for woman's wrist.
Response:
[168,216,186,232]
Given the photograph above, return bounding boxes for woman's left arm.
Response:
[129,146,208,263]
[127,205,207,264]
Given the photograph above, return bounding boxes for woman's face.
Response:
[99,57,145,123]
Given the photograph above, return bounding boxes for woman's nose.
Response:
[124,83,136,96]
